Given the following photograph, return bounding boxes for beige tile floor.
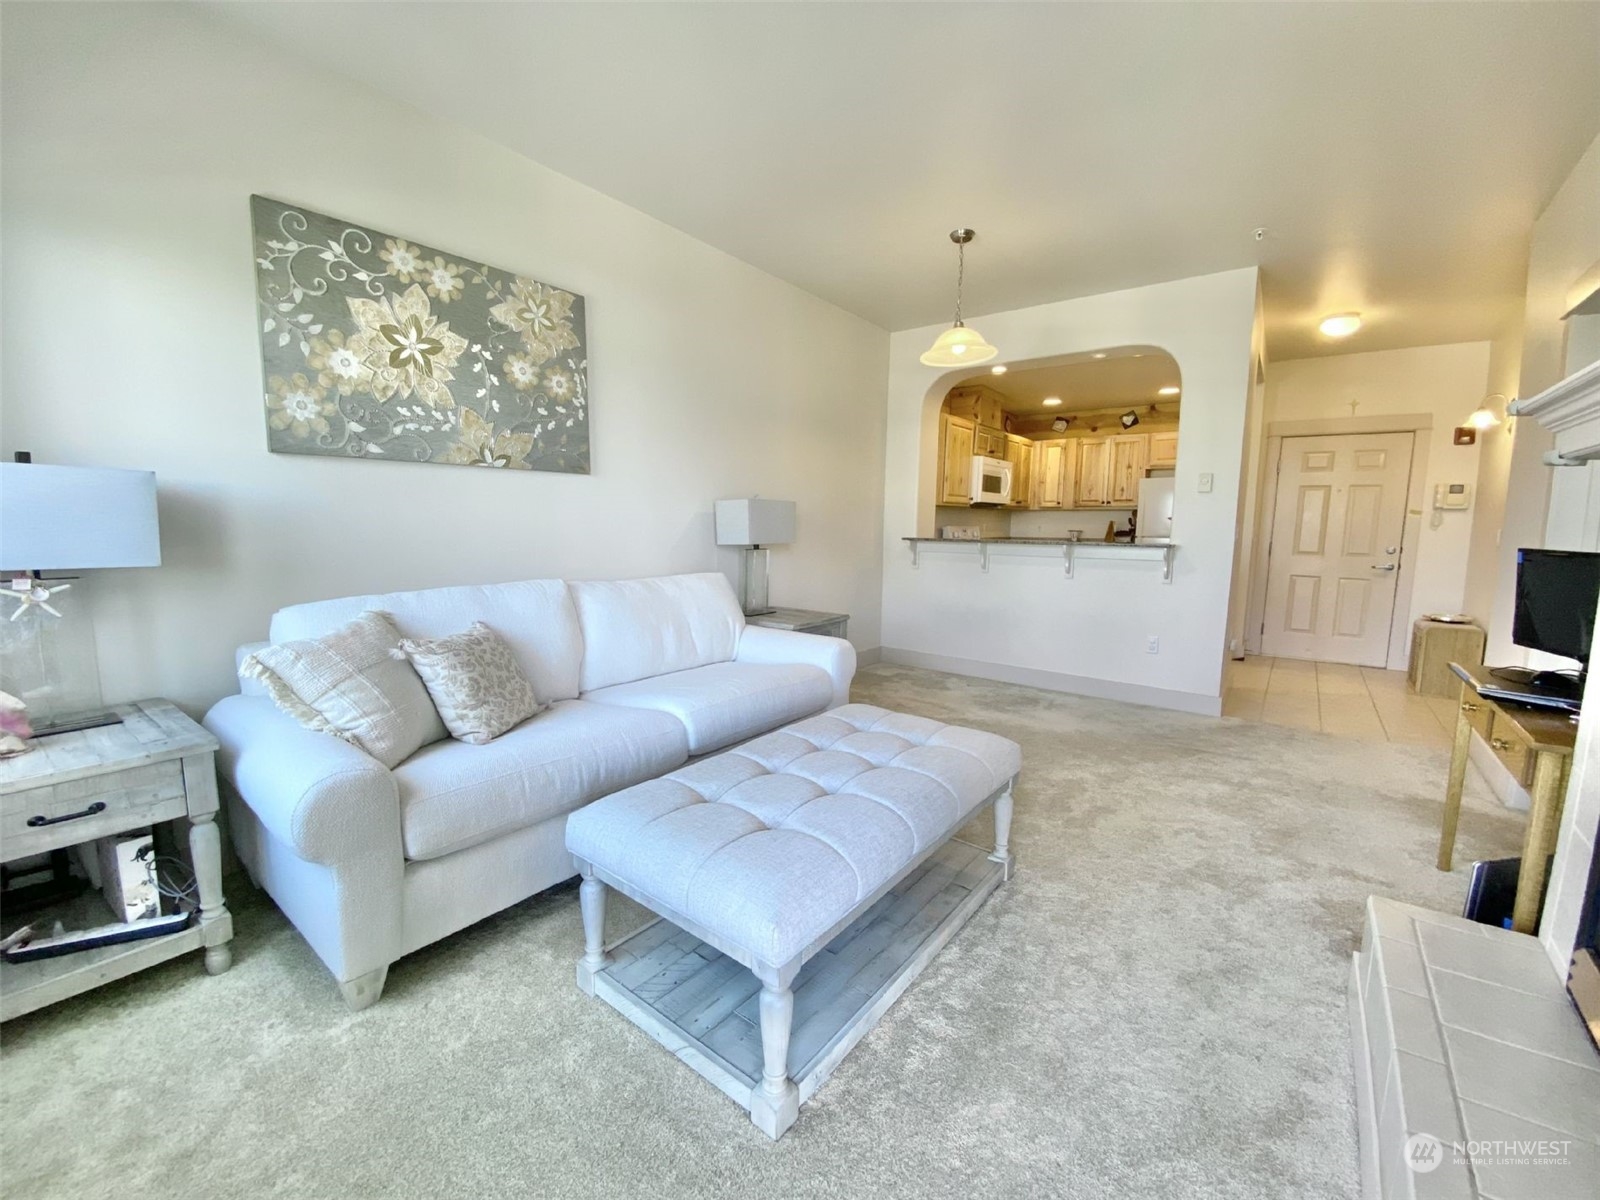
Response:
[1223,655,1461,747]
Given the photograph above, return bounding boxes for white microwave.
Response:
[969,455,1013,506]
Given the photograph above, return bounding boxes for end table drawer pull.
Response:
[27,801,107,827]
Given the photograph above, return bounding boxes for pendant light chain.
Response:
[954,239,965,328]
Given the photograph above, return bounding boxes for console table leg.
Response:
[577,866,608,995]
[1437,698,1473,872]
[750,981,799,1140]
[989,783,1015,881]
[188,812,232,975]
[1511,752,1566,934]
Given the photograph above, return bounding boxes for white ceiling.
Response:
[964,352,1182,418]
[216,2,1600,361]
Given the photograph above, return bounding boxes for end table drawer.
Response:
[2,760,188,856]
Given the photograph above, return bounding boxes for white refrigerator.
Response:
[1137,473,1175,543]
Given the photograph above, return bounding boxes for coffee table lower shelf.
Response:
[590,837,1004,1121]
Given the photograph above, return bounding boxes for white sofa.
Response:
[203,573,854,1010]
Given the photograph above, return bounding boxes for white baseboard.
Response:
[875,647,1222,716]
[855,646,883,668]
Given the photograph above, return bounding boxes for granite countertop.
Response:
[902,536,1175,547]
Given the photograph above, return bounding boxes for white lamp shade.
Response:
[0,463,161,571]
[920,324,998,367]
[715,498,796,546]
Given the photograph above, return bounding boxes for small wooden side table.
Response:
[746,608,849,639]
[0,699,233,1021]
[1436,663,1576,934]
[1408,618,1485,698]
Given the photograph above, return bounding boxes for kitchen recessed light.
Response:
[1042,397,1062,407]
[1091,352,1108,359]
[1319,312,1362,338]
[990,364,1007,375]
[1158,386,1180,396]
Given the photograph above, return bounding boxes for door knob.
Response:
[1372,563,1396,571]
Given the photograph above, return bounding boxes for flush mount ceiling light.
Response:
[1043,397,1062,407]
[920,229,998,368]
[1319,311,1362,338]
[1157,386,1180,397]
[1091,352,1108,359]
[1466,394,1507,430]
[990,364,1007,375]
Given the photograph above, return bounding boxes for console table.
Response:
[1436,662,1576,933]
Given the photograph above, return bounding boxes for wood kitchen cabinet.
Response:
[1032,440,1068,508]
[937,414,975,505]
[973,426,1007,458]
[1005,434,1032,508]
[1073,438,1110,506]
[1148,430,1179,469]
[1108,434,1149,505]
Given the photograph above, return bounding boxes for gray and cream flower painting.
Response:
[250,195,589,472]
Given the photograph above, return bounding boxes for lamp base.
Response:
[740,546,772,616]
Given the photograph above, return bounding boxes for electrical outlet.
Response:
[1147,635,1159,654]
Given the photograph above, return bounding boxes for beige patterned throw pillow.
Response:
[397,622,542,745]
[240,611,447,768]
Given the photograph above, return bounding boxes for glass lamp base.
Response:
[0,577,106,732]
[741,547,774,616]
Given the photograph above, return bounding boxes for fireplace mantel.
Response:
[1511,357,1600,463]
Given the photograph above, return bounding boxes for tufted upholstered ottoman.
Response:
[565,703,1021,1138]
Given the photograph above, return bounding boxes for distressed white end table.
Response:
[745,607,848,640]
[0,699,233,1021]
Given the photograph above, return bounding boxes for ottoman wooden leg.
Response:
[749,977,800,1139]
[988,781,1016,881]
[576,864,608,995]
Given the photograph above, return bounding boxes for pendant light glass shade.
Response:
[920,324,998,367]
[921,228,998,368]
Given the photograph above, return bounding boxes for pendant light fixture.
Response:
[920,228,998,367]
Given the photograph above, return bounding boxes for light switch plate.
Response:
[1198,473,1214,493]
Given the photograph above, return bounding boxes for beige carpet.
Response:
[0,664,1523,1199]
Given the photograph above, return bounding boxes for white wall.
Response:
[1461,319,1524,657]
[0,3,890,716]
[1491,132,1600,664]
[879,268,1259,714]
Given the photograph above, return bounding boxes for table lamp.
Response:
[714,498,795,616]
[0,457,162,734]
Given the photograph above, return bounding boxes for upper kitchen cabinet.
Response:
[1073,437,1110,506]
[937,413,976,505]
[945,385,1007,458]
[1033,440,1069,508]
[1148,429,1179,469]
[1108,434,1149,505]
[1005,433,1033,508]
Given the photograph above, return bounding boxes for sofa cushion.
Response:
[569,574,744,693]
[583,662,833,755]
[240,611,447,769]
[392,699,688,861]
[270,580,584,704]
[399,622,543,745]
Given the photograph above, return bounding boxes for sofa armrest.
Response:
[203,694,400,867]
[734,626,856,708]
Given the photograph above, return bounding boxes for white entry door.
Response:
[1261,432,1414,667]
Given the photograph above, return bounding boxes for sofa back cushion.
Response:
[269,580,584,704]
[569,573,745,693]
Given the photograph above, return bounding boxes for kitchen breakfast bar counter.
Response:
[902,537,1177,581]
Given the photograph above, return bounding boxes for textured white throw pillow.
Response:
[397,621,543,745]
[240,610,446,768]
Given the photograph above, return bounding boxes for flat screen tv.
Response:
[1512,548,1600,696]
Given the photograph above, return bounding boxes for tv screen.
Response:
[1513,548,1600,665]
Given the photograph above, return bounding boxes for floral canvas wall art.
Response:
[250,196,589,472]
